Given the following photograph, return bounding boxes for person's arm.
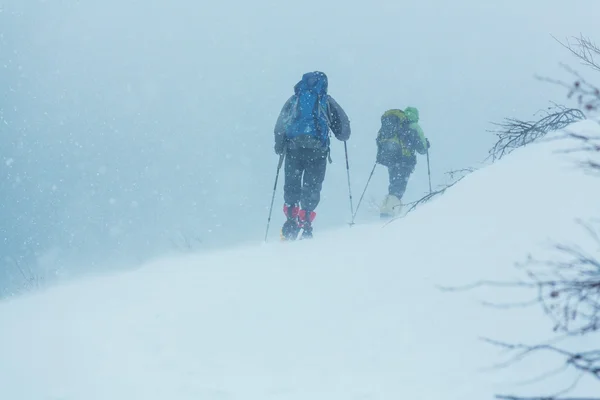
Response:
[327,96,351,141]
[411,122,429,154]
[273,96,294,154]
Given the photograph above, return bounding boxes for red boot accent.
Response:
[283,204,300,219]
[298,209,316,224]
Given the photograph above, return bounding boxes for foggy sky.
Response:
[1,0,599,293]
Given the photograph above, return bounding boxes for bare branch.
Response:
[484,339,600,376]
[385,167,475,224]
[552,34,600,73]
[496,396,599,400]
[446,167,476,180]
[437,279,535,292]
[537,65,600,115]
[487,104,586,161]
[554,130,600,174]
[517,242,600,336]
[484,338,600,400]
[445,222,600,399]
[480,298,540,309]
[480,35,600,400]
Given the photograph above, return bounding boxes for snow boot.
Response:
[299,209,316,239]
[281,203,301,241]
[380,194,402,219]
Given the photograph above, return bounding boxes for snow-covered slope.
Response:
[1,120,599,399]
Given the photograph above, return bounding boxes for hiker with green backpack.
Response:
[375,107,430,218]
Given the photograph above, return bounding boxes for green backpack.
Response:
[376,109,415,166]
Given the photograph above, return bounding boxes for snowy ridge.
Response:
[0,120,599,399]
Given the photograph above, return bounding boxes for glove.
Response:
[274,142,285,155]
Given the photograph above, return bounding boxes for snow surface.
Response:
[0,120,599,399]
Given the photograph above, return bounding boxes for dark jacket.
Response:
[274,95,351,154]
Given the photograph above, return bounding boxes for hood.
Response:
[294,71,328,94]
[404,107,419,123]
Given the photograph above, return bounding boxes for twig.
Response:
[488,105,585,161]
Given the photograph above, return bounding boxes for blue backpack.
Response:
[285,71,331,146]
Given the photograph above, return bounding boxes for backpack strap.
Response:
[316,95,332,145]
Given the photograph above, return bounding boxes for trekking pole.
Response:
[426,148,432,194]
[264,151,285,242]
[344,142,355,225]
[352,162,377,222]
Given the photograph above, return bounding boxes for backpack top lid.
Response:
[294,71,328,95]
[382,107,419,124]
[382,109,406,120]
[382,109,408,126]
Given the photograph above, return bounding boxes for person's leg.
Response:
[299,149,328,238]
[281,150,303,239]
[283,150,303,207]
[300,150,328,212]
[388,162,411,200]
[381,159,415,218]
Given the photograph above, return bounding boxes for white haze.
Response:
[1,0,599,290]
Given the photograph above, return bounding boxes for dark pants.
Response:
[387,158,416,199]
[283,148,328,212]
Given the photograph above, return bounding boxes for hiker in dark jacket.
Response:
[375,107,430,218]
[273,71,351,240]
